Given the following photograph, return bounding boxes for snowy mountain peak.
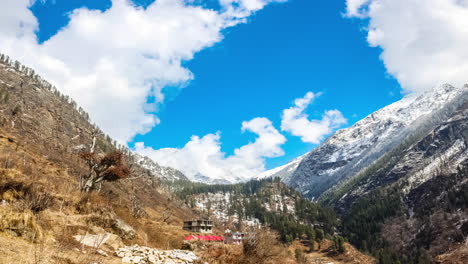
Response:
[134,153,188,181]
[254,153,307,180]
[284,84,468,198]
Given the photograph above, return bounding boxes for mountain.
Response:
[0,54,200,262]
[249,83,468,262]
[337,98,468,263]
[174,177,375,263]
[174,178,338,242]
[3,51,466,263]
[0,53,187,183]
[254,154,306,180]
[2,54,366,264]
[263,83,468,263]
[134,153,188,181]
[330,99,468,208]
[285,84,468,199]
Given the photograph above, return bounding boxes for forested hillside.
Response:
[173,178,339,245]
[330,100,468,263]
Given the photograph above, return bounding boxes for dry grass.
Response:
[434,243,468,264]
[197,228,296,264]
[286,239,376,264]
[0,206,42,241]
[0,128,200,263]
[0,233,121,264]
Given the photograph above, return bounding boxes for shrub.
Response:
[241,228,287,264]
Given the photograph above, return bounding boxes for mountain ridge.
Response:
[280,84,467,199]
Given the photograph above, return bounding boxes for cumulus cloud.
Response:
[134,117,286,183]
[345,0,468,93]
[0,0,285,142]
[344,0,370,17]
[220,0,286,13]
[281,92,347,144]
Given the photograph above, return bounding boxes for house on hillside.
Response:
[183,235,224,242]
[224,230,247,244]
[183,219,213,233]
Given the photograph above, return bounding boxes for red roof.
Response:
[183,235,224,241]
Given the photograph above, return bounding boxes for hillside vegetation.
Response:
[174,178,339,247]
[0,54,376,264]
[0,54,201,263]
[332,101,468,263]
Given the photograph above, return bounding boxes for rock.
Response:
[122,256,133,263]
[147,255,158,264]
[115,245,199,264]
[131,256,143,263]
[96,249,108,257]
[73,233,123,250]
[112,217,135,240]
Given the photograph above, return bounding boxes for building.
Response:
[183,235,224,242]
[224,230,247,244]
[183,219,213,233]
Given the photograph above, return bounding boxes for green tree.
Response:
[332,235,346,253]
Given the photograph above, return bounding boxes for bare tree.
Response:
[241,228,284,264]
[79,151,130,192]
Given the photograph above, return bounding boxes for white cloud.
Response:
[0,0,285,142]
[345,0,468,93]
[344,0,370,17]
[134,117,286,183]
[281,92,347,144]
[220,0,286,12]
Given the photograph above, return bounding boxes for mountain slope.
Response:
[338,100,468,263]
[286,84,468,199]
[0,54,200,262]
[174,178,338,242]
[254,154,306,180]
[258,83,468,263]
[333,100,468,208]
[134,153,188,182]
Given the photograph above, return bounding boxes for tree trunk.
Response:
[82,176,96,192]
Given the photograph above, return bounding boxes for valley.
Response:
[0,53,467,264]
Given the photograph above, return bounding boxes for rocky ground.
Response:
[115,245,199,264]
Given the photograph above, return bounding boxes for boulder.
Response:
[111,217,135,240]
[73,232,123,250]
[115,245,199,264]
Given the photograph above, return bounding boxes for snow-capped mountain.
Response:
[134,154,188,182]
[283,84,468,199]
[335,98,468,208]
[254,154,306,180]
[333,91,468,260]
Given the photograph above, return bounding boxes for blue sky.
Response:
[3,0,466,181]
[138,0,402,168]
[28,0,402,170]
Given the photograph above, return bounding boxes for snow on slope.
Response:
[286,84,468,198]
[255,154,307,180]
[134,153,188,181]
[337,99,468,208]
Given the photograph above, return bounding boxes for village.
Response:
[182,219,247,245]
